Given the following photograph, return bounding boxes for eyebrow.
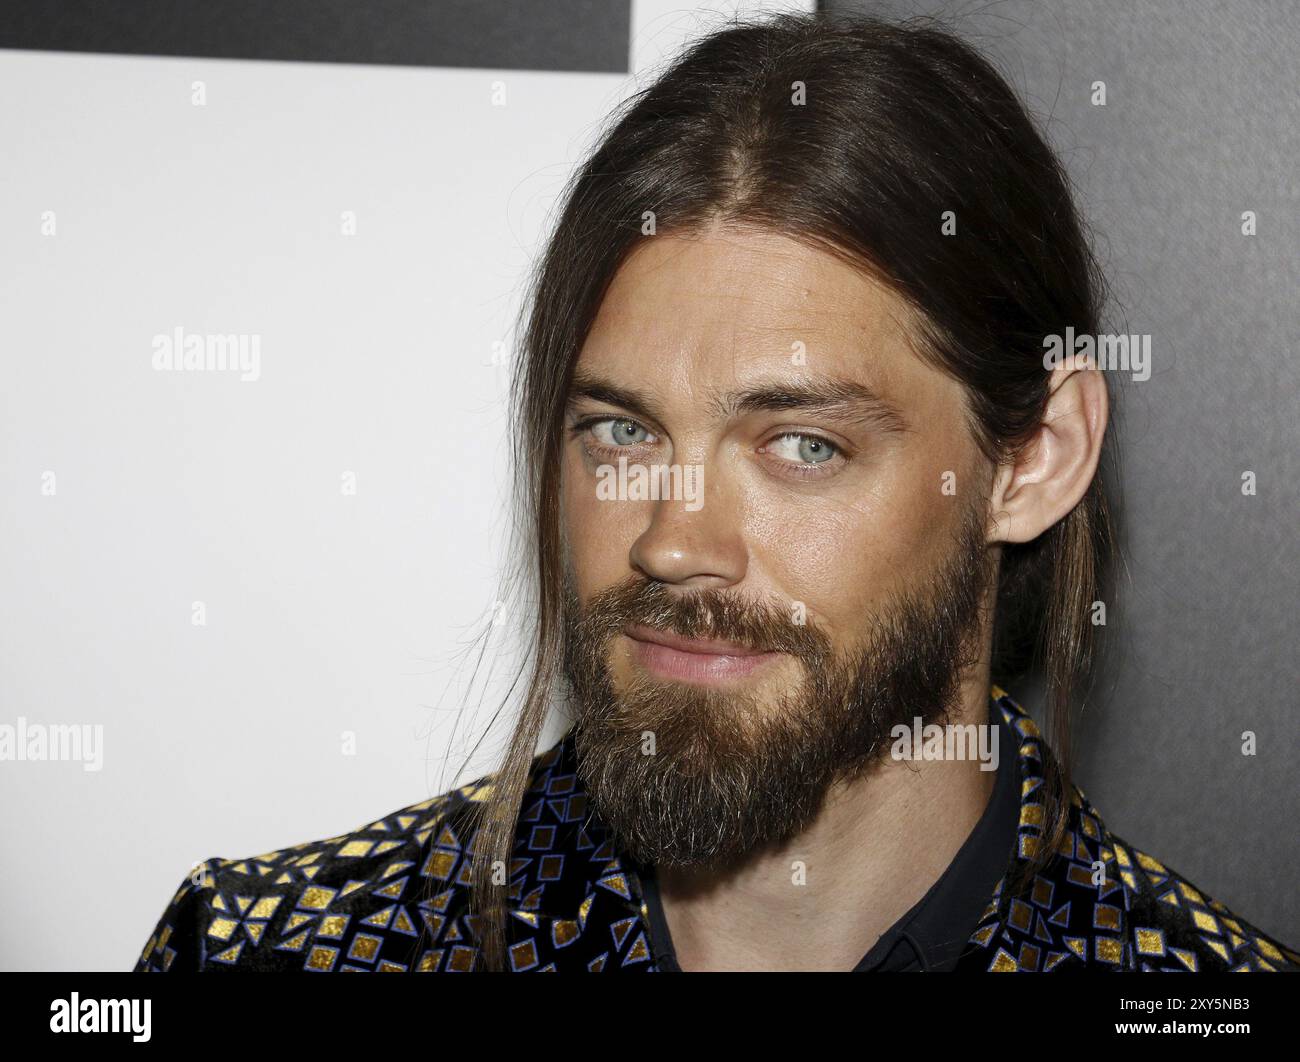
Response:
[567,373,668,426]
[566,370,909,434]
[714,377,910,434]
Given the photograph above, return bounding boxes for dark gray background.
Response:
[830,0,1299,944]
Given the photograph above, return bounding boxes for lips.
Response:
[622,623,768,656]
[621,623,782,685]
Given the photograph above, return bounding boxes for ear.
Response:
[987,360,1109,544]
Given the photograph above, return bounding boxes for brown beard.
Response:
[560,497,993,871]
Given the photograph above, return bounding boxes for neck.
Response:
[654,665,998,972]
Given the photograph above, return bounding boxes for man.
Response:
[134,13,1296,973]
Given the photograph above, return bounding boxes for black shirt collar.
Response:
[634,694,1021,971]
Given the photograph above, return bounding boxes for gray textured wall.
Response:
[829,0,1299,943]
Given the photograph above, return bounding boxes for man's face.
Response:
[559,224,996,868]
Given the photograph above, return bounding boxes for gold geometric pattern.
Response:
[963,688,1299,972]
[134,687,1300,973]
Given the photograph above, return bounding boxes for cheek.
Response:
[560,450,640,598]
[741,456,959,633]
[746,502,899,634]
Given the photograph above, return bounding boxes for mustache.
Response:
[568,574,834,663]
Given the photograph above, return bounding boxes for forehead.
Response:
[576,225,947,406]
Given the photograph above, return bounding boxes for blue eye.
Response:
[585,417,656,447]
[766,432,840,464]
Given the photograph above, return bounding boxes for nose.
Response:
[628,466,747,590]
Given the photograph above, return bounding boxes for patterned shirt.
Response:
[134,687,1298,973]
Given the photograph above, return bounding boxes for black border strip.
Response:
[0,0,630,73]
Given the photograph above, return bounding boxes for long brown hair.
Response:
[461,11,1118,971]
